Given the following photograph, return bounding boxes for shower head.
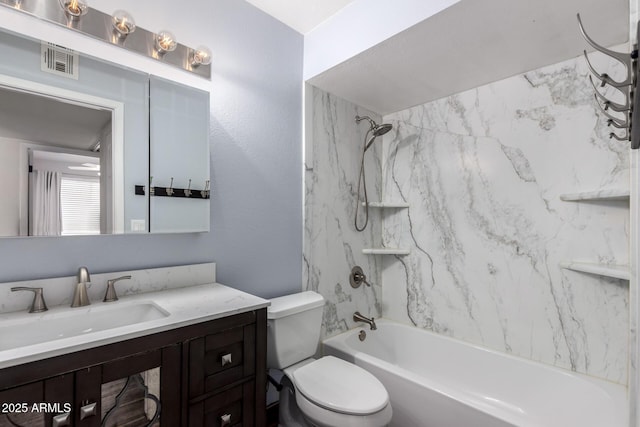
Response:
[355,115,393,151]
[373,123,392,137]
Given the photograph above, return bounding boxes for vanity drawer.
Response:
[188,380,255,427]
[189,323,256,398]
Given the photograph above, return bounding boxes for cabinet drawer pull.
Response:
[220,413,232,426]
[221,353,232,366]
[52,412,71,427]
[80,402,97,420]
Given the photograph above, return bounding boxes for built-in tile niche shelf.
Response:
[559,188,630,202]
[362,202,410,208]
[363,248,410,256]
[560,261,630,281]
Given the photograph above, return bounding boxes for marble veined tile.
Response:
[381,50,629,384]
[304,87,383,339]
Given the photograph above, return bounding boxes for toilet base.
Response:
[279,375,313,427]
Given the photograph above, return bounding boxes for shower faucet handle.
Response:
[103,275,132,302]
[11,287,48,313]
[350,266,371,288]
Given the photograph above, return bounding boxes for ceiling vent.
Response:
[41,42,79,80]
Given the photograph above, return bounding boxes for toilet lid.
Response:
[292,356,389,415]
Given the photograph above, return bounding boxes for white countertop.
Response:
[0,283,270,369]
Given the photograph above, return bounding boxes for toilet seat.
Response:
[295,388,393,427]
[291,356,389,415]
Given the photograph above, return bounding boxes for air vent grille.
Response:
[41,42,79,80]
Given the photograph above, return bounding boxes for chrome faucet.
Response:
[353,311,377,330]
[71,266,91,307]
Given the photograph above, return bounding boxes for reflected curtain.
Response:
[32,170,61,236]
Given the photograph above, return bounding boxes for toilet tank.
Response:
[267,291,325,369]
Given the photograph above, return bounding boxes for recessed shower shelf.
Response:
[362,202,410,209]
[560,261,630,281]
[559,189,630,201]
[363,248,410,256]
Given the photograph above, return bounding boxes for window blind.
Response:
[60,175,100,235]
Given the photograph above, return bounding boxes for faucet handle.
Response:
[11,287,48,313]
[350,266,371,288]
[103,275,132,302]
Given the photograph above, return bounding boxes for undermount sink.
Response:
[0,302,169,351]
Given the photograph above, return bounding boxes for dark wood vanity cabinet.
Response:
[0,375,74,426]
[185,311,265,427]
[0,309,267,427]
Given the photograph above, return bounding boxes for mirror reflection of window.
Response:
[0,85,112,237]
[29,150,102,236]
[60,173,101,236]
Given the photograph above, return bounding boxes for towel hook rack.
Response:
[578,13,638,146]
[577,14,632,86]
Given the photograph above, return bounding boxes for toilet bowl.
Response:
[284,356,392,427]
[267,291,392,426]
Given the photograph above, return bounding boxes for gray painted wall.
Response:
[0,0,304,299]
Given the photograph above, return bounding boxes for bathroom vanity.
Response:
[0,270,269,427]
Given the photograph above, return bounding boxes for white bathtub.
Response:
[323,319,627,427]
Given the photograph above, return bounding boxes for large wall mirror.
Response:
[0,27,210,237]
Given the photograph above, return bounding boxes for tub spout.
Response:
[353,311,377,330]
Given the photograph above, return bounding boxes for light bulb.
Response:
[112,10,136,38]
[191,46,212,67]
[155,30,177,54]
[59,0,88,18]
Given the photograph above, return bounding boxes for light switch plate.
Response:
[131,219,146,232]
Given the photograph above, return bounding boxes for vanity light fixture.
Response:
[155,30,177,55]
[59,0,88,19]
[112,10,135,38]
[191,46,212,67]
[0,0,211,78]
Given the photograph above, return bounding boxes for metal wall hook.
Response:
[589,76,630,110]
[577,13,632,85]
[184,179,192,197]
[594,94,630,113]
[610,129,630,141]
[578,13,639,150]
[136,179,210,199]
[596,102,628,126]
[166,177,174,196]
[607,118,627,129]
[200,180,210,198]
[583,50,631,88]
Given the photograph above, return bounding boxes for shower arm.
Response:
[355,115,375,126]
[356,115,377,134]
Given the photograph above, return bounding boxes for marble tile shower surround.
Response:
[0,263,216,314]
[380,49,630,384]
[304,87,384,339]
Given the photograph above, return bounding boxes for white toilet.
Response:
[267,291,392,427]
